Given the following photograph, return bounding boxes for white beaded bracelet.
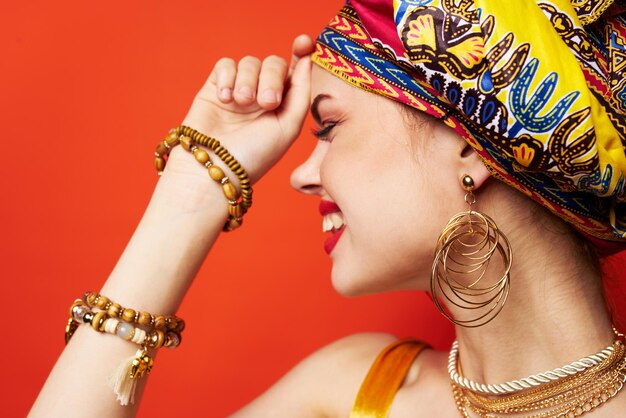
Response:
[447,339,615,395]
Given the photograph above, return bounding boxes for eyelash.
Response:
[311,123,337,142]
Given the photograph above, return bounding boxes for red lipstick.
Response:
[320,200,345,255]
[319,200,341,215]
[324,226,345,254]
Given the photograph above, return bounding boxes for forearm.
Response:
[30,148,227,417]
[30,37,313,416]
[103,160,227,312]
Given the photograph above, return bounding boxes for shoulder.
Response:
[233,333,448,417]
[297,333,402,416]
[307,333,433,388]
[309,333,449,418]
[232,333,401,417]
[309,332,400,367]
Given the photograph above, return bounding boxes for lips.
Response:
[319,200,341,216]
[320,200,346,254]
[324,226,345,254]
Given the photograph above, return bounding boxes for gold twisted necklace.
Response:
[451,332,626,418]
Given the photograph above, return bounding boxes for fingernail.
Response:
[220,88,232,101]
[238,86,254,100]
[261,89,278,103]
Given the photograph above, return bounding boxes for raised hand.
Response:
[164,35,315,184]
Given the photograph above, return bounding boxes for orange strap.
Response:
[350,339,430,418]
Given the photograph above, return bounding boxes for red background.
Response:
[1,1,623,417]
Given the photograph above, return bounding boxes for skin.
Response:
[30,35,625,417]
[291,68,491,296]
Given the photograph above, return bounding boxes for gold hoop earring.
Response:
[430,174,512,328]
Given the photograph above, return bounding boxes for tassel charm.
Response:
[109,347,154,406]
[64,294,183,406]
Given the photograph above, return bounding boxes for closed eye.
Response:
[311,123,337,142]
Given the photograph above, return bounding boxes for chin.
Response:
[331,276,370,297]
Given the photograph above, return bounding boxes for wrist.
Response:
[155,126,251,231]
[153,147,231,217]
[159,131,243,189]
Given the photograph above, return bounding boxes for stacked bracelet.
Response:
[68,299,182,349]
[65,293,185,405]
[154,125,253,232]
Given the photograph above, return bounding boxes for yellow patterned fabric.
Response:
[350,339,430,417]
[313,0,626,249]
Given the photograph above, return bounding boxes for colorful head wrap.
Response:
[312,0,626,247]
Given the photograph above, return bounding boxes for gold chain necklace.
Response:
[451,337,626,417]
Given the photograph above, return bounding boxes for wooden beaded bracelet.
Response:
[154,126,253,232]
[66,299,181,349]
[82,291,185,333]
[64,296,185,405]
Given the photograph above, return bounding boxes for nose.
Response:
[290,141,327,195]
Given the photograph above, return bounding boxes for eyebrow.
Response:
[310,94,332,125]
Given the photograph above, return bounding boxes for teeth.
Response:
[330,213,343,229]
[323,217,332,232]
[322,212,345,232]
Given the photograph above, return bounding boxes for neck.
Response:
[448,211,615,385]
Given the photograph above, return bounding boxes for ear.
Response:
[431,122,491,190]
[457,141,491,190]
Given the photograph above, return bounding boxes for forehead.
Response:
[310,65,356,103]
[308,67,421,146]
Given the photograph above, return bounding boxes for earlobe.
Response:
[458,142,491,189]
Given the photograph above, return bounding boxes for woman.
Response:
[30,0,626,416]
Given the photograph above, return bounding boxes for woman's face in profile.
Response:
[291,66,464,296]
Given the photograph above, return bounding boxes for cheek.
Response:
[323,141,442,293]
[321,136,406,219]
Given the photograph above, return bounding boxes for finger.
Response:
[257,55,288,110]
[210,58,236,103]
[233,56,262,106]
[289,34,315,73]
[277,55,312,137]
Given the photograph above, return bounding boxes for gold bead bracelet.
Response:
[154,126,253,232]
[82,291,184,332]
